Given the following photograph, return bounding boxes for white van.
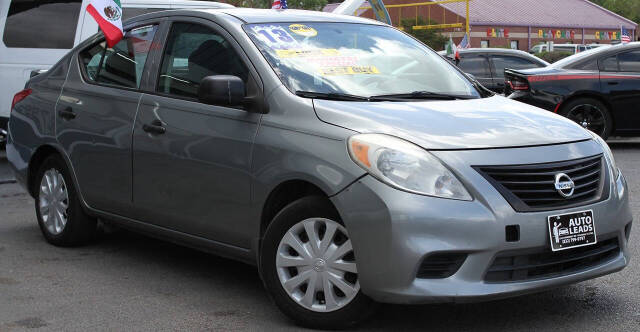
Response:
[529,43,594,54]
[0,0,233,146]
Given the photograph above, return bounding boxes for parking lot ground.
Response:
[0,143,638,331]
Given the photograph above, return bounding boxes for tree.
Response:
[400,17,448,50]
[590,0,640,24]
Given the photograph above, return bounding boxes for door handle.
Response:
[142,120,166,135]
[58,107,76,120]
[608,81,620,85]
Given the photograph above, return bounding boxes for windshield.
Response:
[244,23,480,98]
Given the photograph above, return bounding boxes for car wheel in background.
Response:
[34,154,97,246]
[560,97,613,140]
[259,196,377,329]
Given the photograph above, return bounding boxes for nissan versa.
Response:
[6,9,632,329]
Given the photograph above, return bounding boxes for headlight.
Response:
[347,134,472,201]
[589,131,619,180]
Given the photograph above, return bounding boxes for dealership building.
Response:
[324,0,638,51]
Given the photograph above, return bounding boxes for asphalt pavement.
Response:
[0,144,639,331]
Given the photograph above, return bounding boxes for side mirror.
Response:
[198,75,245,107]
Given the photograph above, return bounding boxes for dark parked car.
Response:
[505,43,640,139]
[439,48,549,93]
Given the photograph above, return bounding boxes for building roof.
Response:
[441,0,637,29]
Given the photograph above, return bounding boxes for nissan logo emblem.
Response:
[554,173,575,198]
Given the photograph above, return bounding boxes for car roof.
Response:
[121,0,234,8]
[459,48,536,55]
[550,42,640,68]
[436,48,548,61]
[206,8,382,24]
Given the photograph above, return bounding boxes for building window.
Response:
[481,40,490,48]
[510,40,519,50]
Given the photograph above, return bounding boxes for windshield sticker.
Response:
[251,25,299,49]
[308,56,358,67]
[275,48,339,58]
[288,24,318,37]
[319,66,380,76]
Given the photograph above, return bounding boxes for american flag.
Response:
[621,27,631,43]
[458,33,470,49]
[272,0,287,9]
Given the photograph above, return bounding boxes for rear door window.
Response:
[600,55,619,72]
[3,0,82,49]
[491,55,542,79]
[618,50,640,72]
[79,25,159,88]
[458,55,491,79]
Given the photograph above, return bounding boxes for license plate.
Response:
[547,210,597,252]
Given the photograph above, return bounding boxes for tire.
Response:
[559,97,613,140]
[260,196,377,329]
[34,154,97,246]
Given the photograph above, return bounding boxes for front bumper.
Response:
[331,140,632,304]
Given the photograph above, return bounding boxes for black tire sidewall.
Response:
[259,196,377,330]
[560,98,613,140]
[34,155,95,246]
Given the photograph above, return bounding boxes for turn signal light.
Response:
[11,89,32,111]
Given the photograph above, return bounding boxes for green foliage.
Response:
[590,0,640,24]
[535,51,574,63]
[399,17,448,50]
[221,0,327,10]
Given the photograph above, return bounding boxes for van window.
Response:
[3,0,82,49]
[554,46,576,53]
[79,25,158,88]
[122,8,164,22]
[157,23,249,99]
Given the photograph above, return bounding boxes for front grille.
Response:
[485,237,620,283]
[417,253,467,279]
[475,155,608,212]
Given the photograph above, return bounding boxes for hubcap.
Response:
[276,218,359,312]
[38,169,69,235]
[567,104,606,137]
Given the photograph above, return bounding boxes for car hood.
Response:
[313,95,591,150]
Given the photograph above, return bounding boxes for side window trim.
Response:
[77,19,163,92]
[150,16,263,106]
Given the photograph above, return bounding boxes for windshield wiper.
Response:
[295,91,370,101]
[369,91,477,101]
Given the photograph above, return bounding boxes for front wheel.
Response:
[559,97,613,140]
[260,196,377,329]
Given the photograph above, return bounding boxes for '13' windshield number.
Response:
[253,26,298,48]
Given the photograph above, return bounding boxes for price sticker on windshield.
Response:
[252,25,299,49]
[319,66,380,76]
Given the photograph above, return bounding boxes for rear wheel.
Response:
[34,155,97,246]
[260,196,377,329]
[559,97,612,140]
